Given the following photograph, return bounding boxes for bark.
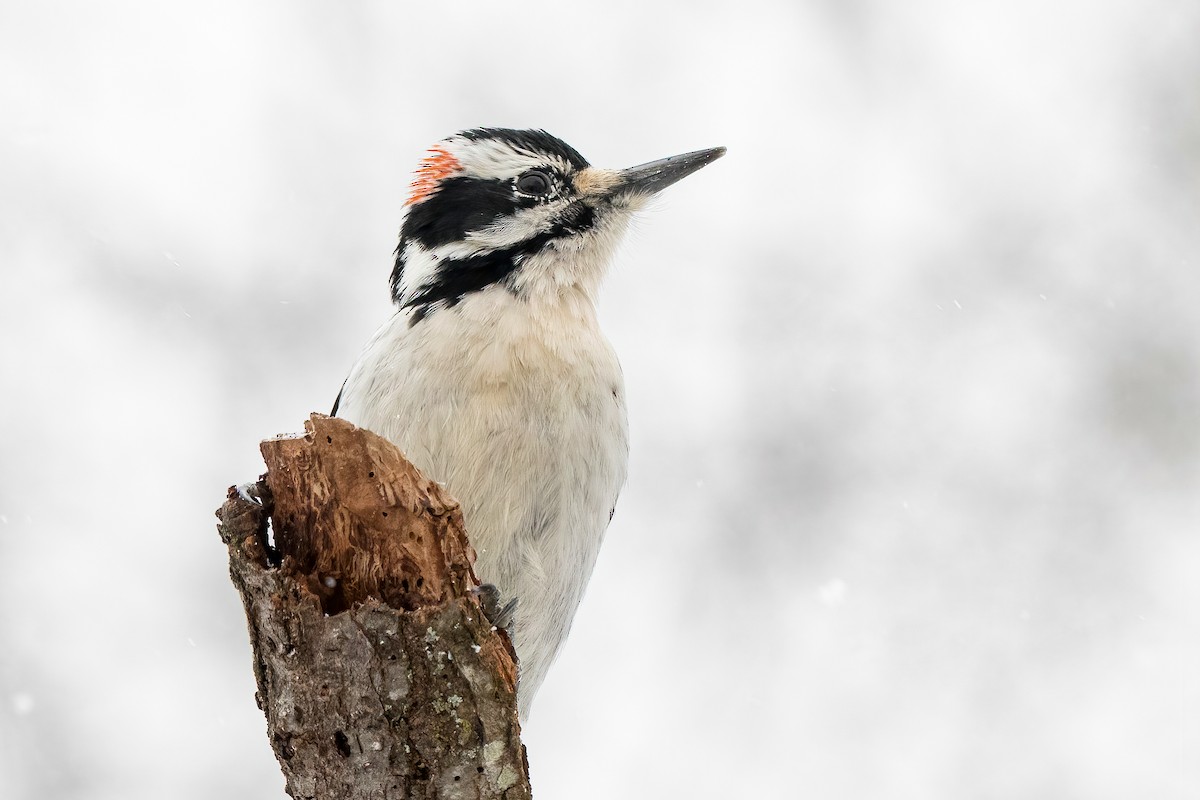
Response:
[216,414,531,800]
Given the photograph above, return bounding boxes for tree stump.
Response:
[216,413,531,800]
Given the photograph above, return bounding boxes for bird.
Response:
[332,128,725,719]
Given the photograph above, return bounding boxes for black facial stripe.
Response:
[458,128,590,171]
[390,243,407,304]
[557,201,596,235]
[402,176,529,250]
[403,244,531,318]
[390,175,548,302]
[402,204,599,322]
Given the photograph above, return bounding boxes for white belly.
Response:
[336,287,629,718]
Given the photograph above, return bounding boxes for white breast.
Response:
[336,285,629,718]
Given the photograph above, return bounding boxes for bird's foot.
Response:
[472,584,518,633]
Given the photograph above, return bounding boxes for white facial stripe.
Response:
[395,240,432,303]
[399,201,598,299]
[466,206,561,249]
[414,205,563,263]
[445,136,575,180]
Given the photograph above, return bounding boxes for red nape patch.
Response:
[407,145,461,205]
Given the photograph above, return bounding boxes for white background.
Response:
[2,1,1197,798]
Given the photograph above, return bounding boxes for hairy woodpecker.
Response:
[333,128,725,718]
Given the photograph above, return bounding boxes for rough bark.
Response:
[216,414,531,800]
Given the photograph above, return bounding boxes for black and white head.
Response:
[391,128,725,322]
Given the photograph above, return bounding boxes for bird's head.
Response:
[391,128,725,321]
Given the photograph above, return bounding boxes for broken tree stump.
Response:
[215,413,531,800]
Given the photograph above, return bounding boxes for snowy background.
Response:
[2,1,1198,798]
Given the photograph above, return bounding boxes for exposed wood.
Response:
[216,414,530,800]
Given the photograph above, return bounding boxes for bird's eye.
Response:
[516,170,552,197]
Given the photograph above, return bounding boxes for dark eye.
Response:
[516,170,552,196]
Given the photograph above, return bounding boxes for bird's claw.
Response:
[472,584,518,633]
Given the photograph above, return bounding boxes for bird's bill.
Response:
[616,146,727,196]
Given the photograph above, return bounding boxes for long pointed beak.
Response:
[616,146,726,196]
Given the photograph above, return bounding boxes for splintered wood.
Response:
[217,413,530,800]
[260,414,478,614]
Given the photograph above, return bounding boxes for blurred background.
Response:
[2,1,1197,798]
